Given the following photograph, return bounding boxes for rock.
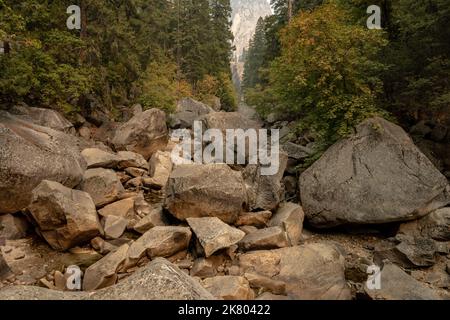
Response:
[133,206,167,234]
[116,151,149,170]
[80,169,125,208]
[0,252,11,280]
[190,257,225,278]
[430,124,448,142]
[374,239,437,268]
[125,177,142,189]
[0,111,86,214]
[144,151,173,189]
[239,227,289,251]
[83,244,129,291]
[239,226,259,235]
[81,148,119,169]
[0,214,29,240]
[112,108,168,160]
[244,272,286,295]
[243,151,288,211]
[102,216,128,239]
[399,208,450,241]
[98,198,135,219]
[239,244,351,300]
[60,247,103,269]
[202,276,254,300]
[27,180,101,251]
[235,211,272,228]
[268,203,304,246]
[170,98,214,129]
[124,167,147,177]
[165,164,247,224]
[364,262,442,300]
[203,112,261,133]
[90,237,118,255]
[187,217,245,257]
[282,176,298,199]
[256,292,291,300]
[127,227,191,264]
[300,117,450,228]
[410,120,432,137]
[9,104,74,133]
[282,142,313,160]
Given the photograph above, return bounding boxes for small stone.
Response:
[54,271,66,291]
[202,276,254,300]
[187,217,245,257]
[125,167,148,178]
[38,278,56,290]
[102,216,128,239]
[244,272,286,295]
[235,211,272,228]
[91,237,118,255]
[13,253,25,260]
[239,227,290,251]
[190,257,225,278]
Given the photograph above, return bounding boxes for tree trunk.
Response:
[287,0,293,22]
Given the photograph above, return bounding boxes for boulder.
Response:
[300,117,450,228]
[81,148,119,169]
[186,217,245,257]
[112,109,168,160]
[202,276,254,300]
[190,257,222,278]
[282,142,313,160]
[79,169,125,208]
[170,98,214,129]
[145,151,173,189]
[165,164,248,224]
[203,112,261,133]
[116,151,149,170]
[9,104,74,133]
[27,180,101,251]
[364,262,442,300]
[239,243,351,300]
[398,207,450,241]
[92,121,119,146]
[127,227,191,264]
[243,151,288,211]
[83,244,129,291]
[0,252,11,280]
[239,227,289,251]
[268,203,304,246]
[0,111,86,214]
[0,214,29,240]
[235,211,272,228]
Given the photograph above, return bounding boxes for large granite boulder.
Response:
[0,111,86,214]
[300,117,450,228]
[170,98,214,129]
[165,164,248,224]
[27,180,102,251]
[112,108,168,160]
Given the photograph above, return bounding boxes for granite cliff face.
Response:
[231,0,272,86]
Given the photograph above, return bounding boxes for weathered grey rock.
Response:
[0,252,11,280]
[0,259,214,300]
[239,243,351,300]
[300,117,450,227]
[91,237,118,256]
[239,227,289,251]
[282,142,313,160]
[202,276,254,300]
[203,112,261,132]
[127,227,191,264]
[0,111,86,214]
[235,211,272,228]
[243,151,288,211]
[0,214,29,240]
[364,262,442,300]
[170,98,214,129]
[190,257,221,278]
[399,208,450,241]
[83,244,129,291]
[112,108,168,160]
[165,164,248,224]
[133,206,167,234]
[145,151,173,189]
[27,180,101,251]
[268,203,304,246]
[102,216,128,239]
[97,197,135,219]
[81,148,119,169]
[9,104,74,133]
[116,151,149,170]
[80,169,125,208]
[187,217,245,257]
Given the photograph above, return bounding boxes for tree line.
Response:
[0,0,237,117]
[243,0,450,149]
